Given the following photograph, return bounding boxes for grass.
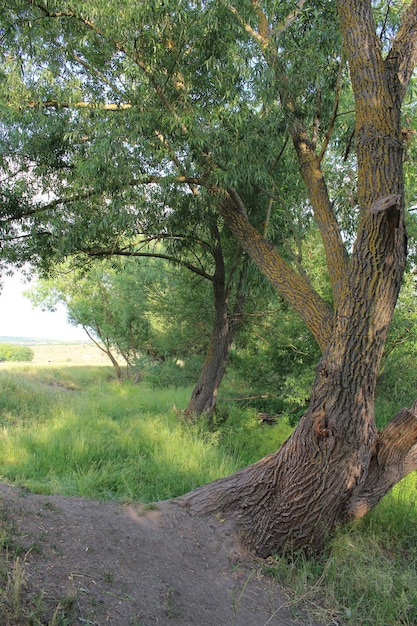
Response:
[264,475,417,625]
[1,363,417,624]
[0,366,243,501]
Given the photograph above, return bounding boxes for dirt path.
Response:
[0,482,322,625]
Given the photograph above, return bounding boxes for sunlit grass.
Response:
[1,364,417,624]
[0,365,240,501]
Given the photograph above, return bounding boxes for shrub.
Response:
[0,344,34,362]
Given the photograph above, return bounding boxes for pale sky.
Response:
[0,272,88,341]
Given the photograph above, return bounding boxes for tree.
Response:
[27,261,155,381]
[0,343,33,362]
[1,0,417,556]
[182,0,417,556]
[87,224,249,414]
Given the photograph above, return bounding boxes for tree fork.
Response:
[179,192,411,557]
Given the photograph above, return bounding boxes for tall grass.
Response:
[1,364,417,624]
[0,366,244,500]
[264,476,417,625]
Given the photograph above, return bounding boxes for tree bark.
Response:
[185,231,245,416]
[180,1,417,556]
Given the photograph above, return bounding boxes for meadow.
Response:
[0,351,417,624]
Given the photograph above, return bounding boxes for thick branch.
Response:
[291,127,349,309]
[337,1,384,102]
[386,0,417,100]
[347,400,417,520]
[218,192,333,350]
[225,2,349,310]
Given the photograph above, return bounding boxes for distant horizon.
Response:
[0,273,88,341]
[0,335,91,345]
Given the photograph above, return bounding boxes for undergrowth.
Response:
[0,364,417,624]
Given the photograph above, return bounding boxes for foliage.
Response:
[0,344,34,362]
[28,260,155,374]
[27,255,215,381]
[1,0,415,394]
[0,1,348,270]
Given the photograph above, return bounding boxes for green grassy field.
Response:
[0,359,417,624]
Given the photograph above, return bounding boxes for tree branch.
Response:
[318,57,344,163]
[337,0,384,103]
[234,6,349,311]
[23,100,133,111]
[82,248,214,282]
[4,173,203,223]
[291,126,349,309]
[347,400,417,520]
[218,190,333,350]
[386,0,417,100]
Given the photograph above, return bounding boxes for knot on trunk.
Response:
[370,194,401,230]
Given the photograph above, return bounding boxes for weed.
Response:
[231,570,255,625]
[103,570,114,583]
[8,556,25,615]
[164,585,178,619]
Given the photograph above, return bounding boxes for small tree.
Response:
[28,262,153,381]
[0,344,34,362]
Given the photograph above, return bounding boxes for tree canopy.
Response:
[1,0,417,556]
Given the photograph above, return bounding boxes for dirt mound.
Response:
[0,482,322,625]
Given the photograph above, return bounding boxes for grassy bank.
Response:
[0,364,416,624]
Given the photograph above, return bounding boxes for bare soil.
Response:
[0,482,323,626]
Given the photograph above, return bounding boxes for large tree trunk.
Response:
[181,193,415,554]
[181,393,417,557]
[180,0,417,556]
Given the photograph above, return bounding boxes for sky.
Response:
[0,272,88,341]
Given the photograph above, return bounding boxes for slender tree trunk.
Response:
[185,272,244,416]
[184,318,233,416]
[104,347,124,382]
[83,326,124,382]
[185,231,245,416]
[180,1,417,556]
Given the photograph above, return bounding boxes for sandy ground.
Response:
[0,482,324,626]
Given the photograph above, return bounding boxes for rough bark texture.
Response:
[184,304,235,416]
[180,0,417,557]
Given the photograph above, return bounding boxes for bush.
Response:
[0,344,34,362]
